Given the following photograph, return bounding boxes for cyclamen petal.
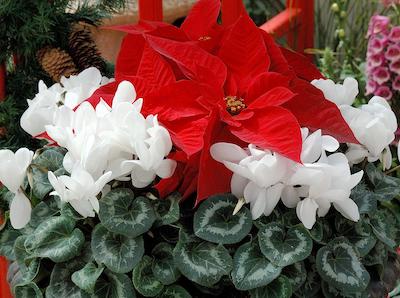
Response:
[296,198,318,229]
[10,190,32,229]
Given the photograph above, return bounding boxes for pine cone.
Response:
[37,47,78,82]
[68,22,106,72]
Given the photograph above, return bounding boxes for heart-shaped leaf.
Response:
[28,197,60,228]
[249,275,292,298]
[365,163,400,200]
[33,148,65,170]
[152,242,181,285]
[282,262,307,291]
[346,220,376,257]
[0,227,20,260]
[231,241,282,291]
[152,192,180,228]
[157,285,191,298]
[13,236,41,284]
[316,238,370,293]
[193,193,252,244]
[132,255,164,297]
[369,209,397,249]
[99,188,155,237]
[14,282,43,298]
[24,216,84,262]
[173,230,232,287]
[92,270,136,298]
[363,241,388,266]
[350,182,377,215]
[91,223,144,273]
[72,262,104,294]
[258,223,312,266]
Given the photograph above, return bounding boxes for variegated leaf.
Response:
[132,255,164,297]
[258,223,312,266]
[347,221,376,257]
[91,270,136,298]
[33,148,65,170]
[14,282,42,298]
[99,188,155,237]
[46,259,89,298]
[72,262,104,294]
[0,227,20,260]
[152,242,181,285]
[294,264,321,298]
[365,163,400,200]
[29,197,60,228]
[157,285,191,298]
[13,236,41,284]
[363,241,388,266]
[91,224,144,273]
[253,211,280,230]
[369,209,397,249]
[193,194,252,244]
[282,262,307,291]
[321,281,368,298]
[152,192,180,228]
[231,241,282,291]
[24,216,84,262]
[316,238,370,293]
[350,182,377,214]
[249,275,292,298]
[173,230,232,287]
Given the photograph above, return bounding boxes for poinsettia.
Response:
[85,0,357,204]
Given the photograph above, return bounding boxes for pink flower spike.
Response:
[385,44,400,61]
[367,15,390,37]
[375,85,393,100]
[389,26,400,42]
[366,80,378,95]
[392,76,400,91]
[390,60,400,75]
[367,37,385,54]
[372,66,391,85]
[369,53,385,67]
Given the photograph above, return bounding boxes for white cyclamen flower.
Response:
[48,165,112,218]
[311,77,359,106]
[0,148,34,229]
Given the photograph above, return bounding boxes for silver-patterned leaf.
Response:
[258,223,312,266]
[347,221,376,257]
[365,163,400,200]
[71,262,104,294]
[173,230,232,287]
[13,236,40,284]
[362,241,388,266]
[91,223,144,273]
[0,227,21,260]
[249,275,292,298]
[99,188,155,237]
[316,238,370,293]
[231,241,282,291]
[24,216,84,262]
[33,148,65,171]
[193,194,252,245]
[28,197,60,228]
[293,264,321,298]
[350,182,377,214]
[132,255,164,297]
[91,270,136,298]
[157,285,191,298]
[46,259,89,298]
[14,282,43,298]
[152,192,180,228]
[369,209,397,249]
[151,242,181,285]
[282,262,307,291]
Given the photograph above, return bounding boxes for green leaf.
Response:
[346,220,376,257]
[363,241,388,266]
[231,241,282,291]
[46,259,89,298]
[13,236,40,284]
[24,216,84,262]
[350,182,377,214]
[321,282,368,298]
[253,211,280,230]
[293,264,321,298]
[72,262,104,294]
[132,255,164,297]
[369,209,397,249]
[14,282,43,298]
[0,227,21,260]
[316,238,370,293]
[193,193,252,244]
[282,262,307,291]
[91,223,144,273]
[258,223,312,266]
[33,148,65,171]
[31,168,53,200]
[99,188,156,237]
[152,242,181,285]
[249,275,292,298]
[173,230,232,287]
[92,270,136,298]
[157,285,191,298]
[365,163,400,200]
[28,197,60,228]
[152,192,180,228]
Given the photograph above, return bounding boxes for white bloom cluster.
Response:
[312,78,398,170]
[211,128,363,229]
[46,81,176,217]
[20,67,113,137]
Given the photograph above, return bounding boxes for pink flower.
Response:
[372,66,391,84]
[368,37,387,54]
[385,44,400,61]
[389,26,400,42]
[390,60,400,75]
[367,15,390,37]
[381,0,400,6]
[375,85,393,100]
[369,53,385,68]
[366,80,378,95]
[392,76,400,91]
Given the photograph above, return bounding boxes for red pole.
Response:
[221,0,246,26]
[138,0,163,21]
[0,63,6,101]
[0,257,12,298]
[286,0,314,52]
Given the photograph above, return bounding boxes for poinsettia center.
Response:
[224,96,246,115]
